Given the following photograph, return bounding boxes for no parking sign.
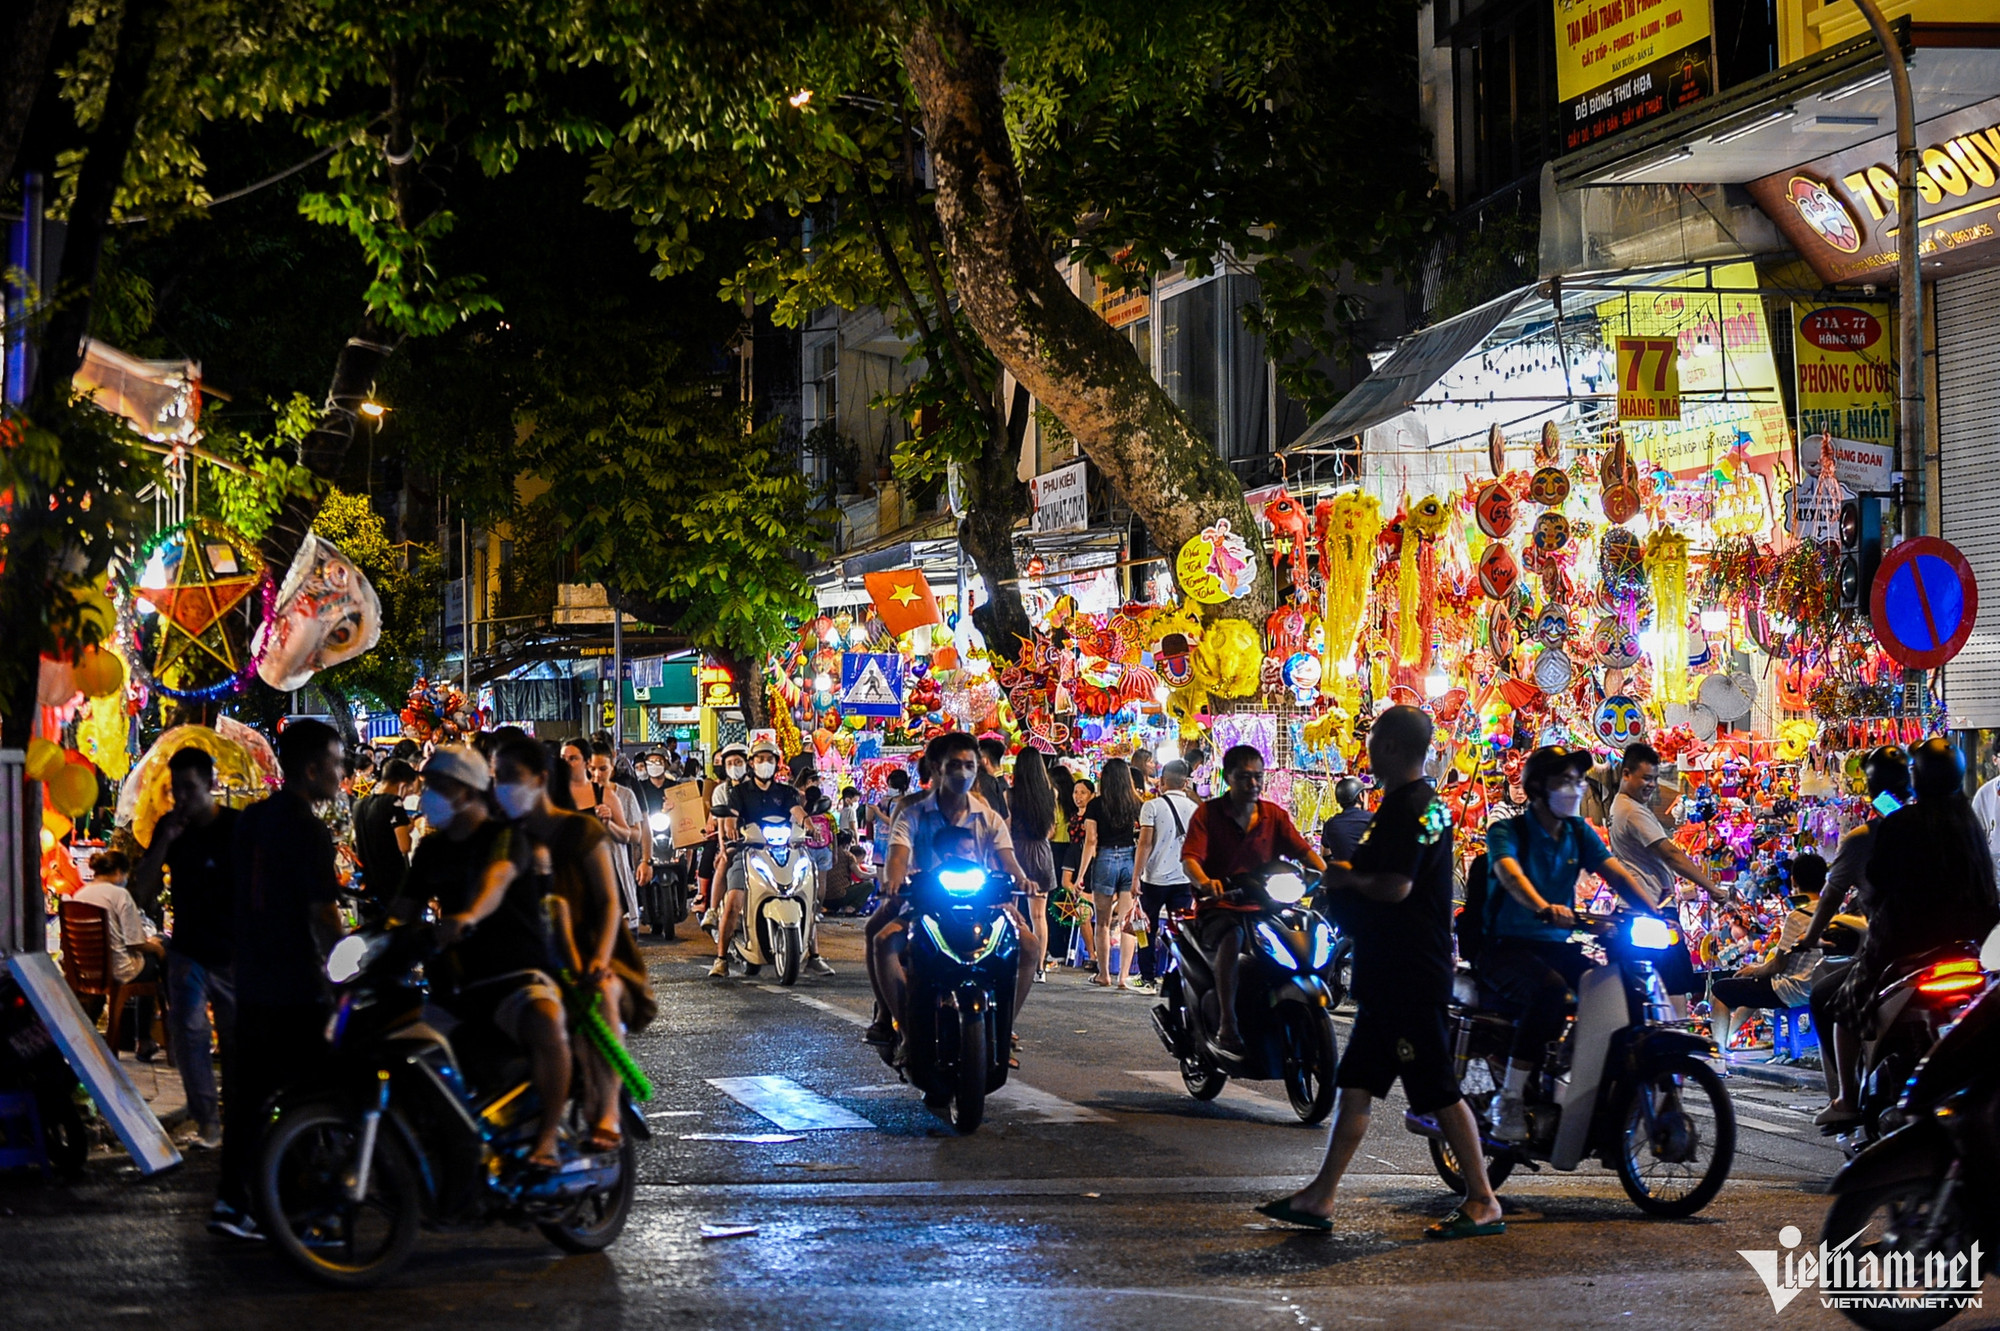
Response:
[1869,537,1979,670]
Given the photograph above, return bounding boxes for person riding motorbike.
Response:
[868,731,1041,1056]
[1479,744,1656,1142]
[387,746,570,1171]
[1817,738,2000,1127]
[712,739,804,978]
[1797,745,1908,1126]
[1179,744,1328,1062]
[699,743,749,933]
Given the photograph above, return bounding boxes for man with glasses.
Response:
[1480,745,1655,1141]
[1180,744,1327,1060]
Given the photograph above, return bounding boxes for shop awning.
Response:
[1285,287,1530,453]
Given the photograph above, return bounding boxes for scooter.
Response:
[1151,861,1342,1125]
[1407,913,1735,1217]
[729,815,816,985]
[256,923,644,1288]
[879,858,1020,1134]
[639,807,692,940]
[1820,926,2000,1331]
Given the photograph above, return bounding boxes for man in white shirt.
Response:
[1133,760,1199,989]
[1973,772,2000,866]
[1608,742,1725,1016]
[73,850,166,1059]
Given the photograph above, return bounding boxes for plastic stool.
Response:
[0,1091,51,1177]
[1772,1005,1817,1060]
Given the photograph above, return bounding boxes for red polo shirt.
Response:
[1181,797,1315,882]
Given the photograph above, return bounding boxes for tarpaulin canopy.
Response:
[1285,287,1530,453]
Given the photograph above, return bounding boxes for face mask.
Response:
[1547,787,1584,819]
[401,793,421,814]
[646,762,665,777]
[725,762,747,780]
[495,781,539,819]
[418,788,457,827]
[753,760,778,780]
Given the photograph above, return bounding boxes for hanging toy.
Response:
[1477,542,1521,600]
[1644,526,1693,705]
[1262,481,1313,598]
[1397,495,1452,667]
[1474,481,1517,539]
[1319,490,1382,684]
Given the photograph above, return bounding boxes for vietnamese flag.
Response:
[865,568,942,637]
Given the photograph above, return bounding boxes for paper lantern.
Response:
[47,762,99,818]
[73,644,126,698]
[26,737,65,783]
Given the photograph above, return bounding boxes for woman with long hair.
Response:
[1073,759,1143,988]
[1009,748,1060,981]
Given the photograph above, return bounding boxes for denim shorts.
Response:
[1091,845,1136,896]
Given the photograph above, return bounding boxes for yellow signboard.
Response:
[1595,262,1789,481]
[1793,301,1895,487]
[1616,337,1682,420]
[1555,0,1714,151]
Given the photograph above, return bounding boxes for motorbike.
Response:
[1406,913,1735,1217]
[255,924,644,1288]
[639,805,693,940]
[1150,862,1342,1125]
[878,858,1021,1134]
[1820,919,1985,1158]
[728,815,817,985]
[1820,926,2000,1331]
[0,968,90,1176]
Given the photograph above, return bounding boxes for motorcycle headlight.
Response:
[763,825,792,846]
[1628,915,1678,952]
[921,913,1010,965]
[648,811,670,833]
[1255,920,1302,970]
[938,866,987,896]
[326,933,383,983]
[1310,919,1336,971]
[1263,872,1307,905]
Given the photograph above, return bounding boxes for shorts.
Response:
[1016,838,1056,896]
[1091,845,1135,896]
[1336,1001,1463,1114]
[726,854,746,895]
[454,971,563,1044]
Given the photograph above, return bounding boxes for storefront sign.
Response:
[1616,336,1682,420]
[1794,302,1895,481]
[1555,0,1713,152]
[1595,262,1788,479]
[1030,461,1089,535]
[839,651,904,717]
[1748,95,2000,285]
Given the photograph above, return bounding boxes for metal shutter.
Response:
[1938,270,2000,727]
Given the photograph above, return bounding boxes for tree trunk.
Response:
[712,647,769,732]
[0,0,67,191]
[961,382,1033,654]
[901,12,1269,618]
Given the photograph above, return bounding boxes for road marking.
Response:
[1124,1070,1299,1124]
[707,1075,876,1131]
[1688,1101,1804,1137]
[760,985,871,1027]
[987,1080,1113,1124]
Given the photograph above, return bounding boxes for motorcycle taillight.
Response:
[1917,958,1984,999]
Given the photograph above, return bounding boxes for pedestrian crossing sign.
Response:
[840,652,904,717]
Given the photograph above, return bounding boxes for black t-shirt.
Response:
[634,779,675,821]
[1320,806,1372,864]
[1081,802,1138,851]
[164,807,239,968]
[406,819,541,986]
[729,779,801,832]
[233,792,341,1006]
[1333,779,1455,1007]
[353,792,412,901]
[975,771,1011,823]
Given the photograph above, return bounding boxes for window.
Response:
[1159,281,1221,451]
[1158,275,1272,462]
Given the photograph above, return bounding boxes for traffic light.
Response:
[1838,493,1885,612]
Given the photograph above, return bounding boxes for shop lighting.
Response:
[847,624,869,646]
[1424,668,1450,699]
[813,671,833,693]
[965,655,991,677]
[789,89,813,108]
[1699,608,1729,633]
[1709,108,1795,146]
[1605,149,1693,183]
[1822,71,1891,101]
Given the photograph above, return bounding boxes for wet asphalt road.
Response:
[3,919,1993,1330]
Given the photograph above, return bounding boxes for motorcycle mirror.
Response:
[1982,922,2000,974]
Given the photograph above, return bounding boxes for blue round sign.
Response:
[1869,537,1978,670]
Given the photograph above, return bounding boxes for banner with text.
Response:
[1793,301,1895,481]
[1555,0,1713,152]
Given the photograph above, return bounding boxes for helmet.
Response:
[1861,745,1911,800]
[748,737,782,760]
[1333,777,1365,809]
[1521,744,1592,797]
[1909,737,1964,800]
[714,742,749,774]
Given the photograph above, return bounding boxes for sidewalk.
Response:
[1722,1053,1823,1091]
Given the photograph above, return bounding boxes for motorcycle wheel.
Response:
[772,921,804,987]
[653,878,677,941]
[1823,1177,1971,1331]
[1329,937,1354,1011]
[257,1102,422,1288]
[1428,1136,1516,1194]
[539,1131,638,1254]
[1181,1053,1227,1100]
[1613,1054,1734,1218]
[951,1007,987,1134]
[1281,1006,1339,1125]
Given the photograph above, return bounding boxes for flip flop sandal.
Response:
[1254,1198,1333,1232]
[1423,1208,1506,1240]
[586,1129,622,1154]
[1089,974,1112,987]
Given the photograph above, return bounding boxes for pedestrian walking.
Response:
[1133,759,1199,987]
[1009,747,1060,981]
[1074,759,1142,989]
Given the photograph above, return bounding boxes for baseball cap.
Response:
[422,744,492,792]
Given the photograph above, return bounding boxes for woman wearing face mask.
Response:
[1478,744,1657,1142]
[587,741,647,931]
[491,737,657,1154]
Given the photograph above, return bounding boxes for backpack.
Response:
[1457,851,1491,964]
